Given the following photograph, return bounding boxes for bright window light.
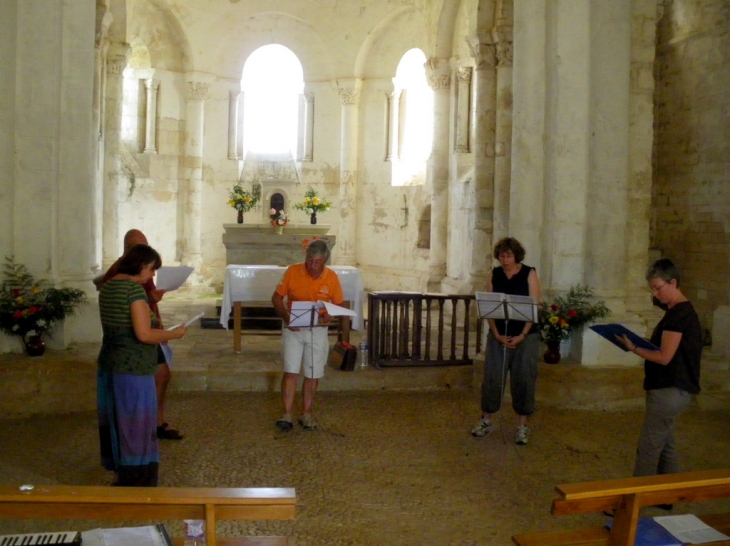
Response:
[396,48,433,164]
[242,45,304,155]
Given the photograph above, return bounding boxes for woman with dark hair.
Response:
[97,244,187,486]
[616,257,701,478]
[471,237,541,445]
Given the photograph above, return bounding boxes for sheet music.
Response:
[155,266,194,291]
[81,525,171,546]
[321,301,357,317]
[654,515,730,544]
[289,301,319,328]
[165,311,205,330]
[475,292,537,322]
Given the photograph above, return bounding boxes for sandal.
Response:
[157,423,184,440]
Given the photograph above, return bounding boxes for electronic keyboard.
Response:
[0,531,81,545]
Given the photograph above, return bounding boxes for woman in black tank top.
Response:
[471,237,541,445]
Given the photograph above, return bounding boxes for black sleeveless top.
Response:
[491,265,535,337]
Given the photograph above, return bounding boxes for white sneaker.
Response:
[470,418,494,437]
[515,425,530,445]
[299,413,318,430]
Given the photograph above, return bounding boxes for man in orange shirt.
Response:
[271,240,343,431]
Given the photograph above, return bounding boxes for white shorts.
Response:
[282,327,329,379]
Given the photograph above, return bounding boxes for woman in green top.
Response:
[97,244,187,486]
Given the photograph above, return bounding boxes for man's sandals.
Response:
[157,422,184,440]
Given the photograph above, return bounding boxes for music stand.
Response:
[288,301,320,328]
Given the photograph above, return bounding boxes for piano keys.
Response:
[0,531,81,545]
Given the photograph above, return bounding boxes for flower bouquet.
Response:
[228,185,259,223]
[293,186,331,224]
[538,284,611,345]
[270,209,288,227]
[0,257,87,354]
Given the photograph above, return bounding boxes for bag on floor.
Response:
[328,341,357,371]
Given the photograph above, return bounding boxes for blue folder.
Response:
[589,323,660,352]
[605,517,682,546]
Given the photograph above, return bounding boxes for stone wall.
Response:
[652,0,730,330]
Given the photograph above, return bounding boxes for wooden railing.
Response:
[367,292,482,368]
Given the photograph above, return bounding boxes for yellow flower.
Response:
[32,286,40,294]
[549,315,559,324]
[228,199,235,206]
[560,319,569,327]
[312,197,319,205]
[16,297,23,304]
[244,197,251,203]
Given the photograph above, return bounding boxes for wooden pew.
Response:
[512,469,730,546]
[0,484,296,546]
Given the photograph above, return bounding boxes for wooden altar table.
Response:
[220,265,365,353]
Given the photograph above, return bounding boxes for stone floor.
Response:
[1,295,730,545]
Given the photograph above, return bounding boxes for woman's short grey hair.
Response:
[305,239,330,262]
[646,257,681,287]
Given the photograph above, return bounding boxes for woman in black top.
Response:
[617,258,702,477]
[471,237,541,445]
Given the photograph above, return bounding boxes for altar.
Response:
[222,224,336,265]
[220,264,365,353]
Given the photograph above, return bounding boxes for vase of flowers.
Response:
[228,185,259,223]
[0,257,87,355]
[293,186,332,225]
[538,284,611,364]
[269,209,288,234]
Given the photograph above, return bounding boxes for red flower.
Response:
[28,306,38,314]
[13,310,23,319]
[12,289,20,297]
[567,309,577,318]
[551,304,558,312]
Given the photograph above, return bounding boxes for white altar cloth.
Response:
[220,265,365,330]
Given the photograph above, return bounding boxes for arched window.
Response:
[270,192,285,212]
[241,45,304,157]
[391,48,434,186]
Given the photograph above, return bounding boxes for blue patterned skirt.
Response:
[97,369,159,486]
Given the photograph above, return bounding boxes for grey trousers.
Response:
[633,387,693,477]
[480,332,539,416]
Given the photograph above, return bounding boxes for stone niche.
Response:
[222,224,335,266]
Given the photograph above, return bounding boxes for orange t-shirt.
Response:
[275,263,344,308]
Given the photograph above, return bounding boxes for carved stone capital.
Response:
[424,57,451,90]
[106,43,130,76]
[456,67,473,84]
[186,82,209,101]
[496,41,513,67]
[145,79,160,92]
[468,41,497,70]
[335,79,362,106]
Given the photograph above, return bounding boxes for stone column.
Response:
[424,58,451,288]
[335,78,362,266]
[468,41,498,290]
[228,86,240,160]
[302,91,315,162]
[386,86,402,162]
[510,0,546,274]
[143,78,159,154]
[454,67,472,153]
[181,79,208,267]
[102,42,130,268]
[493,38,513,244]
[237,91,245,159]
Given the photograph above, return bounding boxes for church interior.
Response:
[1,0,729,544]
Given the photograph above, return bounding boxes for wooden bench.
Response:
[0,484,296,546]
[512,469,730,546]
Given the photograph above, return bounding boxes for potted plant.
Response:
[228,185,259,223]
[293,186,332,225]
[538,284,610,364]
[0,257,87,355]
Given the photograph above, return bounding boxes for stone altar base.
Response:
[222,224,335,265]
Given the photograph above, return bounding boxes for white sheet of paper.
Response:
[654,514,730,544]
[166,311,205,330]
[102,526,168,546]
[155,266,194,291]
[504,294,538,322]
[322,301,357,317]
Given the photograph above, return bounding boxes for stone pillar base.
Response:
[570,319,647,367]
